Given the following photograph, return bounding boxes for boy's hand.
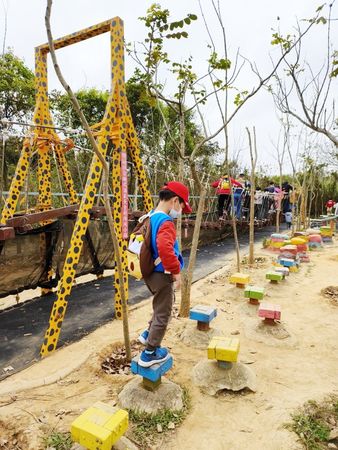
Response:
[173,273,181,290]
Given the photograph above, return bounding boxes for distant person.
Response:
[211,175,242,220]
[284,210,293,229]
[233,173,248,219]
[239,173,251,220]
[326,199,335,215]
[254,186,264,219]
[264,181,276,212]
[334,201,338,216]
[265,181,276,194]
[282,181,293,213]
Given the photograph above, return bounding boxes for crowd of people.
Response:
[211,174,294,224]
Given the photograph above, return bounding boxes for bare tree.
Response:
[46,0,131,360]
[247,127,257,265]
[271,3,338,149]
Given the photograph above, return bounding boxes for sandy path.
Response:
[0,240,337,449]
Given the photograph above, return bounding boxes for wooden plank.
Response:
[6,205,80,227]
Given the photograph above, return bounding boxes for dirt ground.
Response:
[0,238,337,450]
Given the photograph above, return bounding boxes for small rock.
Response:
[216,298,224,302]
[157,424,163,433]
[329,428,338,440]
[328,417,336,426]
[167,422,175,430]
[231,330,240,335]
[328,444,337,449]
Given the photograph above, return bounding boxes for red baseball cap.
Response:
[161,181,192,214]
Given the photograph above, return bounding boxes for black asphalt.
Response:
[0,226,275,379]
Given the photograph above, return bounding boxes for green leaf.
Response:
[316,4,325,12]
[178,20,184,28]
[188,14,198,20]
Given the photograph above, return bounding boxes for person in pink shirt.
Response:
[211,175,243,219]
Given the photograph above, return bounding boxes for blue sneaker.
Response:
[138,329,149,345]
[138,347,170,368]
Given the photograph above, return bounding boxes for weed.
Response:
[128,386,191,447]
[42,431,73,450]
[286,396,338,450]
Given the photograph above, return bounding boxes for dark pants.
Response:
[144,272,174,350]
[218,194,230,217]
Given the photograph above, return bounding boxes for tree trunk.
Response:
[247,127,257,266]
[176,111,185,250]
[179,185,206,317]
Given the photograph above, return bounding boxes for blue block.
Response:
[131,355,173,382]
[278,257,296,268]
[189,305,217,323]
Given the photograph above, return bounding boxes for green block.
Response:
[244,286,265,300]
[266,271,283,282]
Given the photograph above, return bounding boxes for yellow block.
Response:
[71,402,128,450]
[207,337,240,362]
[229,273,250,285]
[290,237,307,245]
[271,241,284,248]
[289,265,299,273]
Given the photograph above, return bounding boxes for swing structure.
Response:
[0,18,153,357]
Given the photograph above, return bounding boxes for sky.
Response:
[1,0,337,174]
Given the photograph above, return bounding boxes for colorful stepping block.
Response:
[131,355,173,384]
[230,272,250,288]
[271,233,286,240]
[294,231,309,241]
[289,265,299,273]
[320,226,333,237]
[266,271,284,283]
[207,336,240,363]
[189,305,217,330]
[258,302,281,324]
[71,402,128,450]
[308,234,322,243]
[278,257,297,268]
[244,286,265,305]
[290,237,307,246]
[280,244,298,257]
[274,267,289,278]
[308,241,322,249]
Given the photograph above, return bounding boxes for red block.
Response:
[296,244,308,252]
[258,303,281,321]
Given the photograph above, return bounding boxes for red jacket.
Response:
[211,177,243,195]
[156,221,181,275]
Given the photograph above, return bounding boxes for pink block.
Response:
[258,303,281,320]
[308,235,322,243]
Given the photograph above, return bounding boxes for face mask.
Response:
[169,208,182,219]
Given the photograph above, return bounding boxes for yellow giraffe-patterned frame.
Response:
[2,17,154,356]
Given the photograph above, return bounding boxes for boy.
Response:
[138,181,192,367]
[284,210,292,229]
[211,175,242,220]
